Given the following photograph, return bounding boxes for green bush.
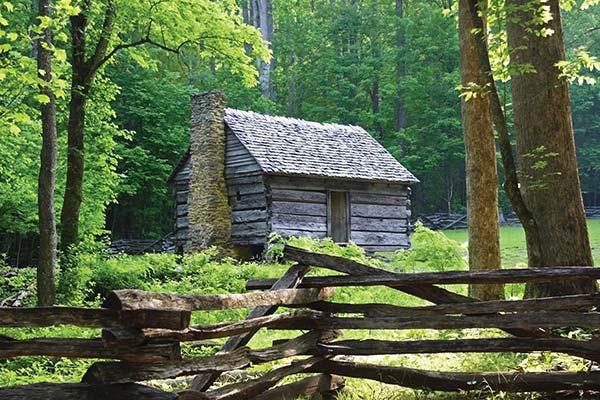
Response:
[391,222,467,272]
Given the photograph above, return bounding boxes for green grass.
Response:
[444,219,600,268]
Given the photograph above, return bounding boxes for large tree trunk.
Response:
[36,0,57,306]
[507,0,596,297]
[458,0,504,301]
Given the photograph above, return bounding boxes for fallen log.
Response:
[103,287,333,311]
[246,267,600,289]
[308,359,600,392]
[0,337,180,362]
[103,310,329,345]
[0,307,190,330]
[84,330,331,384]
[312,338,600,359]
[270,311,600,331]
[0,382,177,400]
[179,357,324,400]
[190,263,311,392]
[295,293,600,317]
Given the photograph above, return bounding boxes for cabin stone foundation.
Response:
[186,90,232,255]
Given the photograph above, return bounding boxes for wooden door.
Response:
[328,191,350,243]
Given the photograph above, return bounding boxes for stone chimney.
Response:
[186,90,232,255]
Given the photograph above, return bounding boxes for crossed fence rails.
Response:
[2,245,600,399]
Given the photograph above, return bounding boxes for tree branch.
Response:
[88,1,117,75]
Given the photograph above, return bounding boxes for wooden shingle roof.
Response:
[224,109,418,184]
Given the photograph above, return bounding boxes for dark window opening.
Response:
[328,191,350,243]
[236,190,241,201]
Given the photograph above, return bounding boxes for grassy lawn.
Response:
[444,218,600,268]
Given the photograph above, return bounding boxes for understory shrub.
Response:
[391,222,467,272]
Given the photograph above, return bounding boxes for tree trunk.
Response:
[507,0,596,297]
[395,0,405,131]
[458,0,504,300]
[60,13,91,255]
[252,0,274,99]
[36,0,57,306]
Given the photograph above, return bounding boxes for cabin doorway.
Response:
[328,191,350,243]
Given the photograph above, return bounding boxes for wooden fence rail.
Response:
[1,245,600,399]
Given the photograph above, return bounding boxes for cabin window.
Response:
[236,190,241,201]
[327,191,350,243]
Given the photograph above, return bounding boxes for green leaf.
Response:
[34,94,51,104]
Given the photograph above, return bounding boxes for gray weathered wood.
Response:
[227,183,264,197]
[313,337,600,359]
[0,307,190,329]
[308,360,600,392]
[298,293,600,317]
[270,311,600,331]
[350,231,408,246]
[104,288,334,311]
[272,229,327,239]
[231,221,269,236]
[351,204,408,218]
[351,217,408,233]
[271,214,327,232]
[246,267,600,289]
[350,192,408,205]
[0,338,180,362]
[228,193,266,211]
[271,201,327,217]
[270,189,327,203]
[267,176,408,196]
[231,209,268,224]
[181,357,325,400]
[103,311,328,344]
[225,164,262,176]
[251,374,345,400]
[0,383,177,400]
[190,263,311,392]
[85,331,328,384]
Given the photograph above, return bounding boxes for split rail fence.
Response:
[2,245,600,399]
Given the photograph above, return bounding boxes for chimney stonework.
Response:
[186,90,232,255]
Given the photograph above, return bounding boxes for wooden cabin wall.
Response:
[225,129,269,245]
[172,158,190,252]
[266,176,411,252]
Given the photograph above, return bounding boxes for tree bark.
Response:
[252,0,274,98]
[60,13,89,255]
[506,0,596,297]
[459,0,504,300]
[395,0,406,131]
[36,0,57,306]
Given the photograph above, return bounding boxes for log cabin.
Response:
[168,90,418,256]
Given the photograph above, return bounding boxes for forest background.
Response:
[1,0,599,263]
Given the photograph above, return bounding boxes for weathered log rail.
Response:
[1,245,600,399]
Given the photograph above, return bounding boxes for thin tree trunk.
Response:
[60,12,89,255]
[36,0,57,306]
[252,0,274,99]
[395,0,406,131]
[507,0,596,297]
[458,0,504,300]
